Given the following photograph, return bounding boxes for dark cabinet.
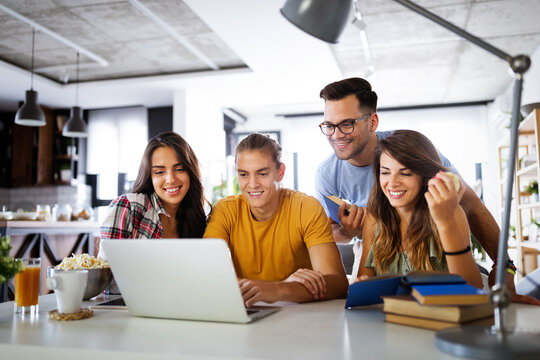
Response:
[1,107,86,188]
[52,111,79,184]
[0,112,14,187]
[0,107,54,187]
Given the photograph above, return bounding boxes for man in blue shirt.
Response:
[315,77,539,305]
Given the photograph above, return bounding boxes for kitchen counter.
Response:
[0,220,99,236]
[1,220,100,302]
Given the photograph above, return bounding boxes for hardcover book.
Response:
[411,283,488,305]
[323,195,350,225]
[382,295,493,322]
[345,274,403,308]
[384,312,494,331]
[345,272,465,309]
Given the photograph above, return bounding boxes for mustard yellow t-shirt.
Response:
[203,188,334,281]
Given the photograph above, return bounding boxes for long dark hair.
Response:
[367,130,448,272]
[132,131,207,238]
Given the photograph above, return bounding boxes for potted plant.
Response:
[59,163,72,182]
[525,180,539,202]
[526,220,540,242]
[0,236,23,301]
[509,225,516,239]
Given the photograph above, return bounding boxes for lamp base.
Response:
[435,326,540,359]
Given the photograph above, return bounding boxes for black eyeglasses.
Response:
[318,113,372,136]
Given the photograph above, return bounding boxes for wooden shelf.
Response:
[499,109,540,275]
[516,163,538,177]
[53,112,80,185]
[519,111,538,132]
[521,241,540,250]
[508,239,518,248]
[55,154,79,160]
[54,180,71,185]
[498,108,540,278]
[518,201,540,210]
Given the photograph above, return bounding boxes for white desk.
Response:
[1,295,539,360]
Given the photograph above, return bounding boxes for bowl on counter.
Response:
[12,211,38,220]
[47,267,113,300]
[0,211,13,220]
[83,267,113,299]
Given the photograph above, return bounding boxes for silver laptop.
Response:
[101,238,280,323]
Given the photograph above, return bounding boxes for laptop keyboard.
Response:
[246,309,260,315]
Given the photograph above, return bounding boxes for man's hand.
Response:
[511,293,540,305]
[238,279,281,308]
[238,269,328,307]
[488,269,540,306]
[284,268,326,300]
[337,203,364,239]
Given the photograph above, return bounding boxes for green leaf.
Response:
[0,236,24,284]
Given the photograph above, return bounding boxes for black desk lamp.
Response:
[281,0,540,358]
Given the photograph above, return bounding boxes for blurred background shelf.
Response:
[498,108,540,279]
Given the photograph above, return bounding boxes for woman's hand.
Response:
[425,171,460,228]
[426,172,483,288]
[354,274,370,282]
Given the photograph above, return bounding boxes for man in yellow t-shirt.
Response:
[204,133,348,307]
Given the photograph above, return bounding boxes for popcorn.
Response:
[55,253,109,270]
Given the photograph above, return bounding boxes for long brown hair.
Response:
[132,131,207,237]
[367,130,448,272]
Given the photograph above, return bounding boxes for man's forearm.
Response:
[278,274,348,303]
[331,224,355,244]
[460,188,500,259]
[459,188,519,293]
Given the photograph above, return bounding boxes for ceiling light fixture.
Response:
[280,0,539,358]
[14,27,45,127]
[280,0,351,44]
[63,52,87,138]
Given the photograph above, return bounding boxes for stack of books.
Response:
[345,270,493,330]
[383,290,494,330]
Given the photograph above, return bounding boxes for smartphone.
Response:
[90,297,127,310]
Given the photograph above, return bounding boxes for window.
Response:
[87,106,147,200]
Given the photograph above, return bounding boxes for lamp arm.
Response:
[488,76,522,333]
[393,0,511,62]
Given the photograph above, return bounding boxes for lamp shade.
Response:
[14,90,46,126]
[280,0,352,44]
[63,106,87,138]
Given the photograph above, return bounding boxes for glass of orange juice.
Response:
[14,258,41,315]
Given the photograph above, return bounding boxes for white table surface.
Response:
[1,294,539,360]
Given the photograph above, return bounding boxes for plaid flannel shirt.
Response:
[100,192,169,239]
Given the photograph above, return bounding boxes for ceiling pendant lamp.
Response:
[14,27,46,127]
[280,0,352,43]
[63,52,87,138]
